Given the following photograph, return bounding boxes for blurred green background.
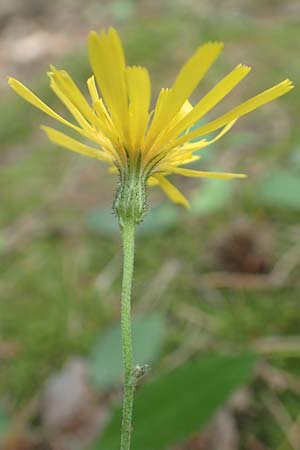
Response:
[1,0,300,449]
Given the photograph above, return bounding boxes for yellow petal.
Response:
[126,66,151,151]
[146,43,223,148]
[41,126,111,162]
[155,174,190,208]
[144,88,171,148]
[151,64,250,153]
[8,77,77,129]
[8,77,100,145]
[88,28,128,134]
[158,154,201,172]
[142,99,193,166]
[49,67,96,124]
[145,118,237,172]
[49,76,93,131]
[172,167,247,179]
[176,79,294,146]
[167,42,224,120]
[146,64,249,160]
[147,176,159,187]
[93,99,123,147]
[167,100,193,130]
[87,75,99,103]
[180,119,237,152]
[49,72,118,151]
[171,64,251,138]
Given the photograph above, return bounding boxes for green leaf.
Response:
[86,204,179,238]
[190,178,233,215]
[96,353,256,450]
[257,169,300,211]
[88,314,165,390]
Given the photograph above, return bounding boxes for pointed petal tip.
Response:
[40,125,53,140]
[88,30,99,43]
[175,196,190,209]
[40,125,49,134]
[8,76,17,87]
[40,125,56,139]
[108,26,119,36]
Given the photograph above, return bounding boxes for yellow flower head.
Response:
[8,27,293,221]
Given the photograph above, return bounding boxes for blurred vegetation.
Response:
[1,0,300,448]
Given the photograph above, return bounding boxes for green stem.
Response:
[120,218,136,450]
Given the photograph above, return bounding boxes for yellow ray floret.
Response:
[169,64,251,140]
[8,77,103,145]
[88,28,128,138]
[49,66,96,125]
[41,126,112,162]
[145,41,224,146]
[126,66,151,153]
[8,27,294,208]
[171,168,246,179]
[175,79,293,147]
[179,119,237,153]
[153,174,190,208]
[87,75,99,104]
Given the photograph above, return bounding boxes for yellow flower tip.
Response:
[8,77,31,98]
[170,192,190,209]
[41,124,58,144]
[7,76,18,89]
[88,30,97,38]
[274,79,294,94]
[91,27,120,46]
[40,125,58,144]
[48,65,61,77]
[205,41,224,51]
[87,30,99,47]
[237,63,252,74]
[108,26,119,37]
[40,125,51,136]
[283,78,294,91]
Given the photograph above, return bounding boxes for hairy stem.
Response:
[120,218,136,450]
